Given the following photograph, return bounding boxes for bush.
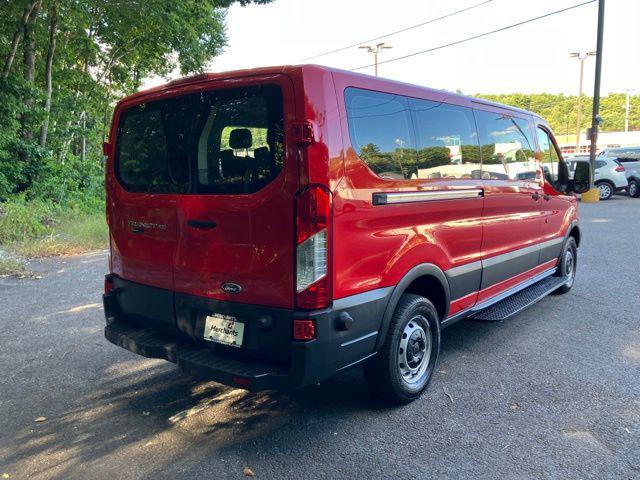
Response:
[0,196,56,243]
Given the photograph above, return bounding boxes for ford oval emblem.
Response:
[221,282,242,294]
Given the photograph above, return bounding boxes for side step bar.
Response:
[471,275,568,322]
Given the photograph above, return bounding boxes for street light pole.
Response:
[359,43,392,77]
[570,51,596,154]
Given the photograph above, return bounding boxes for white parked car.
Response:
[567,156,628,200]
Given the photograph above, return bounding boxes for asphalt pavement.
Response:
[1,195,639,480]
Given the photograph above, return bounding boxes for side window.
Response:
[344,88,415,180]
[475,110,537,181]
[409,98,481,179]
[537,127,562,187]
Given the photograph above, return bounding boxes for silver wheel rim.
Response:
[564,248,575,287]
[398,316,431,385]
[630,183,637,197]
[598,183,612,199]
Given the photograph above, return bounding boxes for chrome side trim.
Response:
[442,267,557,328]
[373,189,483,206]
[340,331,378,348]
[337,352,378,371]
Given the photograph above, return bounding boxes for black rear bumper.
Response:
[105,321,295,390]
[103,275,391,391]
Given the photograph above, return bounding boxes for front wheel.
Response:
[363,294,440,404]
[553,237,577,294]
[596,181,614,200]
[629,179,640,198]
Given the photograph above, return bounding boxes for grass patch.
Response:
[10,212,108,258]
[0,254,27,277]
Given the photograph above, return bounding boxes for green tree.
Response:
[475,92,640,135]
[0,0,273,202]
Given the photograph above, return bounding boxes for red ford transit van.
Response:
[103,65,591,403]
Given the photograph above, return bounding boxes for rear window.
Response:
[344,88,414,179]
[115,84,284,194]
[608,147,640,162]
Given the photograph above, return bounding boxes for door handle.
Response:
[531,192,541,201]
[543,194,551,201]
[187,219,217,229]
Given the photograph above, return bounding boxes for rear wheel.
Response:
[629,179,640,198]
[363,294,440,404]
[553,237,577,294]
[596,181,614,200]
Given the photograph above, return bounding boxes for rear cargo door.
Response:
[172,77,298,309]
[108,100,184,292]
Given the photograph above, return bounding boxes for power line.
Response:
[301,0,494,61]
[351,0,597,71]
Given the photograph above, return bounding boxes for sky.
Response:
[143,0,640,96]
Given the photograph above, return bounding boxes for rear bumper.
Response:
[103,275,391,390]
[105,320,303,390]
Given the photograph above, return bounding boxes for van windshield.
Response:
[115,84,284,194]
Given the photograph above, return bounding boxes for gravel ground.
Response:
[0,195,639,480]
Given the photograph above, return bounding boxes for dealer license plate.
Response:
[203,313,244,348]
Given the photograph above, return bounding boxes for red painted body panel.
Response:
[105,64,577,318]
[107,72,300,308]
[330,70,484,301]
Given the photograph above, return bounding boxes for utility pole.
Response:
[625,89,631,132]
[588,0,605,181]
[582,0,606,203]
[359,43,392,76]
[570,51,596,154]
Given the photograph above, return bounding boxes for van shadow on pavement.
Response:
[0,316,502,479]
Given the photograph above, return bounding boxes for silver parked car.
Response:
[598,147,640,198]
[567,156,628,200]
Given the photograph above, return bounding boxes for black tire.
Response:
[363,294,440,404]
[629,179,640,198]
[553,237,577,294]
[595,180,614,200]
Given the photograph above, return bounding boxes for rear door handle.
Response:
[187,219,217,229]
[531,192,541,201]
[543,194,551,201]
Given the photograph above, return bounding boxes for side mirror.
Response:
[571,161,591,194]
[558,161,570,192]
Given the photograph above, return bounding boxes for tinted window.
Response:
[475,110,537,180]
[116,106,181,193]
[595,160,606,169]
[537,127,562,187]
[116,85,284,194]
[345,88,415,179]
[409,98,481,179]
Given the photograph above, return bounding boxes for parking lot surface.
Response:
[1,196,639,479]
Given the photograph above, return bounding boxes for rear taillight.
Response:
[295,185,331,310]
[293,319,316,341]
[104,276,114,295]
[615,165,625,172]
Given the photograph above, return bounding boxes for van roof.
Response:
[120,64,538,119]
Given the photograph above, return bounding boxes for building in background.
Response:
[556,131,640,156]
